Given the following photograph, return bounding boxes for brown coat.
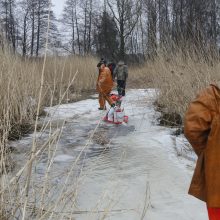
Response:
[184,84,220,207]
[96,67,113,94]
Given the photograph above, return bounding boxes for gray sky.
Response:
[52,0,65,17]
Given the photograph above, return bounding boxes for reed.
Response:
[130,49,219,125]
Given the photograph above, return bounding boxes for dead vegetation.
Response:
[131,49,219,130]
[0,52,98,143]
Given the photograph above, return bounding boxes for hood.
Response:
[211,81,220,90]
[118,61,124,66]
[210,82,220,99]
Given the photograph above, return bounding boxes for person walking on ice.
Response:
[184,82,220,220]
[113,60,128,96]
[96,60,115,110]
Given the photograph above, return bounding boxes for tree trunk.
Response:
[36,0,41,57]
[9,0,16,51]
[83,0,88,54]
[31,8,35,56]
[87,0,92,53]
[22,13,28,56]
[75,5,81,54]
[147,0,157,58]
[71,7,75,54]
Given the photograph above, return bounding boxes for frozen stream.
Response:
[9,89,208,220]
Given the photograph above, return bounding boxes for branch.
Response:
[106,0,120,24]
[124,0,142,38]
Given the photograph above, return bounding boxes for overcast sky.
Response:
[52,0,65,17]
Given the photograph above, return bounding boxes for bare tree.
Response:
[80,0,95,54]
[158,0,170,48]
[107,0,142,60]
[0,0,17,51]
[146,0,157,57]
[62,0,77,54]
[18,0,32,56]
[62,0,96,54]
[29,0,37,56]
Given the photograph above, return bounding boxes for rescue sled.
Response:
[103,114,129,124]
[103,94,128,124]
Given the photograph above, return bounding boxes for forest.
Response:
[0,0,219,61]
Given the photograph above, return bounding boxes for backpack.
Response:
[107,63,116,78]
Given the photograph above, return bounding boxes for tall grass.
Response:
[0,50,100,218]
[0,51,102,219]
[130,49,220,125]
[0,53,98,141]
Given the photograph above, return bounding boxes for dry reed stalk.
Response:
[21,3,52,218]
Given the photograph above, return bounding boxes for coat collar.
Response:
[210,83,220,98]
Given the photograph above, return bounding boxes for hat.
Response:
[97,60,106,67]
[101,58,107,64]
[118,60,124,65]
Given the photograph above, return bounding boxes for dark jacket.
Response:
[113,61,128,81]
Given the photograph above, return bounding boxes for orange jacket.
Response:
[96,67,113,93]
[184,84,220,207]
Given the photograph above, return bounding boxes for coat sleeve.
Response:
[184,91,212,156]
[98,71,106,84]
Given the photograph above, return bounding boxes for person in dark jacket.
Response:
[113,61,128,96]
[107,62,116,78]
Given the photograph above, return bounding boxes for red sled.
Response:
[104,94,127,124]
[103,115,128,124]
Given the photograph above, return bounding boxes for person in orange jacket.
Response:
[96,61,114,110]
[184,83,220,220]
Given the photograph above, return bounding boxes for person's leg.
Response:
[99,93,105,109]
[117,80,123,96]
[121,80,126,96]
[207,207,220,220]
[102,92,114,106]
